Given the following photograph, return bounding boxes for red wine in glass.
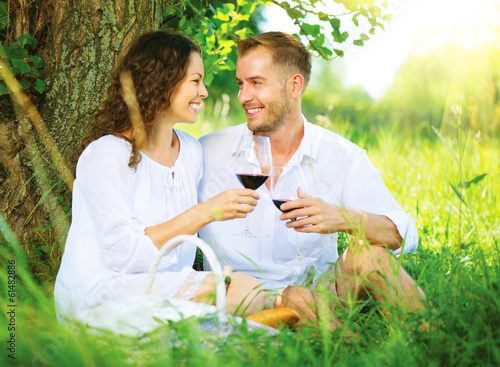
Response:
[236,173,269,190]
[272,199,292,213]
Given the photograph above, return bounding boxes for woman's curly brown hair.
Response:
[83,30,201,168]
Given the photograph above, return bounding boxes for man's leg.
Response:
[336,240,425,316]
[273,286,342,331]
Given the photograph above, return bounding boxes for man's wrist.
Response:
[340,207,362,235]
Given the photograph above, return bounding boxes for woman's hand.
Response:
[204,189,259,222]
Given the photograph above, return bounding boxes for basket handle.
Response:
[143,235,227,323]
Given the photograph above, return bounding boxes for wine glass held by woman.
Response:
[233,135,272,236]
[54,31,265,320]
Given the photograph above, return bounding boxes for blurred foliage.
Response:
[298,35,500,146]
[0,0,390,99]
[379,43,500,138]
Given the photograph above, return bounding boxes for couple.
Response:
[54,30,425,329]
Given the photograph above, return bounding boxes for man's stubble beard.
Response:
[247,88,291,133]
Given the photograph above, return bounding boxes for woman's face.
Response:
[163,51,208,124]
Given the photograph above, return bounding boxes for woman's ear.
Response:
[289,73,305,98]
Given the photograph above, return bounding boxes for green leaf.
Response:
[0,44,10,57]
[360,33,370,41]
[11,58,31,74]
[17,34,37,49]
[0,81,9,95]
[352,12,360,26]
[301,23,321,38]
[369,6,381,18]
[0,2,7,30]
[383,14,392,21]
[460,173,488,189]
[20,80,31,89]
[353,39,364,46]
[333,49,344,57]
[0,2,8,16]
[318,12,329,21]
[33,67,40,77]
[29,55,45,68]
[34,78,45,93]
[329,18,341,30]
[9,46,27,60]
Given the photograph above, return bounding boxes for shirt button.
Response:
[265,234,270,238]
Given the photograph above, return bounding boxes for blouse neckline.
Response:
[139,129,184,170]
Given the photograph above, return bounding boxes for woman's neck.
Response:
[142,121,180,168]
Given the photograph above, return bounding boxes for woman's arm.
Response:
[145,189,259,249]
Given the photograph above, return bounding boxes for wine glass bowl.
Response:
[270,163,308,216]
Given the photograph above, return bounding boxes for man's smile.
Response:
[245,106,264,116]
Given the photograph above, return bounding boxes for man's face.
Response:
[236,46,291,132]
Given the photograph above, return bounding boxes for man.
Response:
[198,32,425,326]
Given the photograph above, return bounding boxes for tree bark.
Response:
[0,0,164,259]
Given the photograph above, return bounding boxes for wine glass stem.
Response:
[294,230,302,258]
[242,215,251,236]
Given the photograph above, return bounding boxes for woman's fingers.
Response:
[209,189,260,221]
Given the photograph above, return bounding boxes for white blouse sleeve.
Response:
[342,149,418,254]
[76,137,161,273]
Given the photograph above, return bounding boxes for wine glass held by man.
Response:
[54,31,266,321]
[198,32,426,331]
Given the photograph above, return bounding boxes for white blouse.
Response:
[54,131,203,318]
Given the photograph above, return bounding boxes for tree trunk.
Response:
[0,0,164,263]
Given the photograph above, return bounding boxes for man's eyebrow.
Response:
[235,75,265,82]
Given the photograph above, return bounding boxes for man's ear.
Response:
[288,74,304,98]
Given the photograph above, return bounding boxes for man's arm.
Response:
[278,195,403,250]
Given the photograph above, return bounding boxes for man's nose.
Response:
[238,84,252,105]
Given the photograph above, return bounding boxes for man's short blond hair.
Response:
[237,31,312,91]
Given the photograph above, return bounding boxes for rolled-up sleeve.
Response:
[343,149,418,254]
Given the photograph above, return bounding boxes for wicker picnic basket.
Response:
[75,234,278,337]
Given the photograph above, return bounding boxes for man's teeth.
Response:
[247,107,263,114]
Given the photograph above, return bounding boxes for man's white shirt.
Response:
[198,117,418,290]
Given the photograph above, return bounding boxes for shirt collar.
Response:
[230,116,320,163]
[290,115,319,163]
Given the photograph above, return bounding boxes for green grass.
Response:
[1,117,499,366]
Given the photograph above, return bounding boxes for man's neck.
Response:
[256,111,304,167]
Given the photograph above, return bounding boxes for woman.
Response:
[54,31,264,319]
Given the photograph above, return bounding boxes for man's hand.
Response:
[278,190,350,234]
[278,189,403,249]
